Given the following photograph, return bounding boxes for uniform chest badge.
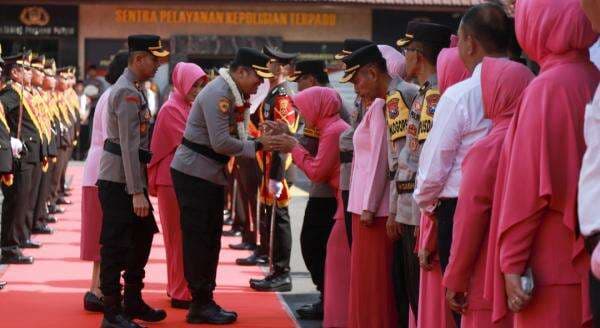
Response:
[219,98,230,113]
[426,93,440,116]
[387,99,400,119]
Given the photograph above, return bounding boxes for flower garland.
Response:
[219,68,250,140]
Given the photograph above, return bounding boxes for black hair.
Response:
[371,57,388,76]
[461,2,511,54]
[106,51,129,85]
[414,41,445,67]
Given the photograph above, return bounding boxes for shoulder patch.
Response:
[219,97,230,113]
[125,95,140,104]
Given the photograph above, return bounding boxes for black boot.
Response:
[235,250,267,266]
[296,300,324,320]
[101,295,143,328]
[84,291,104,312]
[187,300,237,325]
[250,272,292,292]
[123,283,166,322]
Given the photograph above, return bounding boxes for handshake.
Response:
[257,120,298,153]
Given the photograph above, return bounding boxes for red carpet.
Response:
[0,164,296,327]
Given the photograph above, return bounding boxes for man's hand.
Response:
[268,179,284,198]
[504,273,532,313]
[386,214,403,240]
[1,174,13,187]
[132,193,150,218]
[418,248,433,271]
[260,119,290,136]
[270,134,298,153]
[257,135,277,152]
[446,289,468,314]
[360,210,374,227]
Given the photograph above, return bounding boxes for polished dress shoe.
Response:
[223,217,234,226]
[45,216,58,224]
[48,204,64,214]
[32,224,54,235]
[229,242,256,251]
[101,314,144,328]
[0,253,34,265]
[296,301,324,320]
[84,291,104,312]
[21,239,42,249]
[235,252,267,266]
[222,229,241,237]
[187,301,237,325]
[250,272,292,292]
[171,298,191,309]
[56,197,72,205]
[0,280,7,290]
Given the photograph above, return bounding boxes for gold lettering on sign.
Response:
[115,9,336,27]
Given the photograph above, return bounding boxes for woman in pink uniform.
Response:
[148,62,206,308]
[443,57,533,328]
[269,86,350,327]
[417,46,469,328]
[81,51,129,312]
[485,0,599,326]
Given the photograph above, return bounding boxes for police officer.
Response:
[334,38,374,61]
[96,35,168,328]
[0,52,36,264]
[170,47,273,324]
[392,21,450,326]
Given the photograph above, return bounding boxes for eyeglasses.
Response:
[401,47,423,56]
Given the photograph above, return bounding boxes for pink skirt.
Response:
[348,215,397,328]
[514,284,589,328]
[80,186,103,261]
[323,219,351,327]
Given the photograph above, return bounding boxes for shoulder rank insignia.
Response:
[219,97,230,113]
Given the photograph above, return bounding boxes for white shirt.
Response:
[578,85,600,237]
[413,63,491,212]
[589,38,600,70]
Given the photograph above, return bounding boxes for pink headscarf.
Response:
[378,45,406,80]
[485,0,600,323]
[292,86,341,130]
[148,62,206,194]
[436,47,470,94]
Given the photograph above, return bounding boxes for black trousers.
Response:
[25,162,43,239]
[171,168,224,306]
[392,224,420,327]
[98,180,158,297]
[33,162,53,226]
[257,202,292,273]
[235,158,260,245]
[342,190,352,248]
[1,161,34,255]
[300,197,336,296]
[50,147,68,204]
[591,272,600,328]
[436,198,458,273]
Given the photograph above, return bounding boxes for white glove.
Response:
[268,179,284,198]
[10,138,22,158]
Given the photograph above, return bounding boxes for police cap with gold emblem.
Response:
[335,39,374,60]
[232,47,274,79]
[288,60,329,84]
[44,58,56,76]
[31,54,46,71]
[56,66,70,79]
[263,45,298,65]
[397,22,452,48]
[340,44,384,83]
[128,34,170,58]
[3,51,33,69]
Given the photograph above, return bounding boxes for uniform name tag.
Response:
[418,88,440,141]
[386,91,410,141]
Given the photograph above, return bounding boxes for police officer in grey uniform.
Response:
[96,35,168,328]
[170,47,273,325]
[391,22,451,326]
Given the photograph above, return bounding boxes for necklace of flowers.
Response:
[219,67,250,140]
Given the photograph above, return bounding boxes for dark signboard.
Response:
[0,5,77,37]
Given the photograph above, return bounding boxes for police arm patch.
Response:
[218,98,230,113]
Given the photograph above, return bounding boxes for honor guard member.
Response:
[392,21,450,326]
[96,34,168,328]
[0,52,38,265]
[336,39,375,247]
[242,46,297,292]
[0,48,18,279]
[170,47,273,324]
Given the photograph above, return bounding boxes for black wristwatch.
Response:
[254,140,264,152]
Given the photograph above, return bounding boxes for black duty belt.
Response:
[103,140,153,164]
[396,180,415,194]
[340,151,353,164]
[181,137,229,164]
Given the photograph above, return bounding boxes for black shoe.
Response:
[187,301,237,325]
[223,217,234,226]
[296,301,324,320]
[101,314,144,328]
[222,229,241,237]
[171,299,191,309]
[0,281,7,290]
[32,225,54,235]
[56,197,72,205]
[48,205,64,214]
[21,239,42,249]
[250,272,292,292]
[84,291,104,312]
[62,191,73,197]
[0,253,34,265]
[124,298,166,322]
[46,216,58,224]
[235,253,267,266]
[229,242,256,251]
